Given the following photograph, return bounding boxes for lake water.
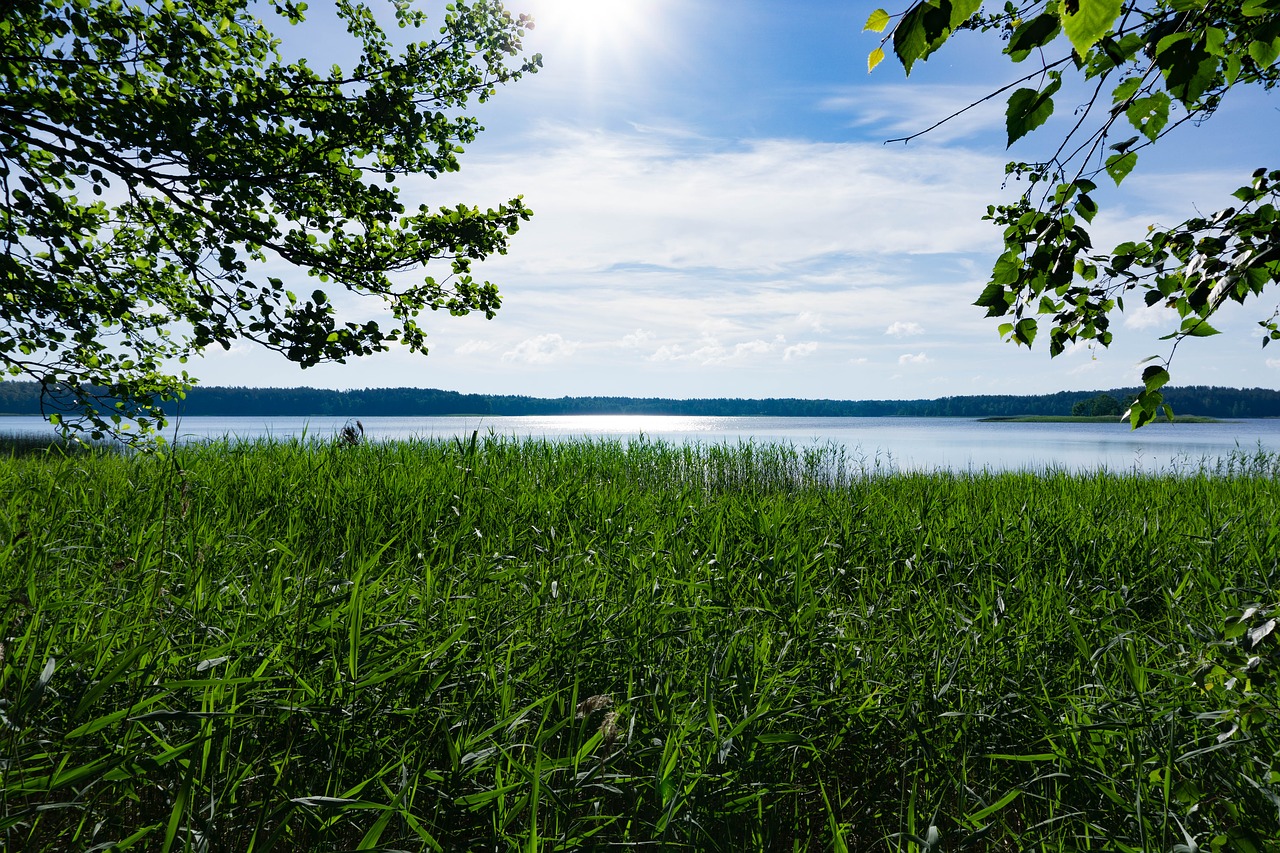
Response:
[4,413,1280,473]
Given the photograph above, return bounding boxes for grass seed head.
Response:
[576,694,612,718]
[600,710,622,750]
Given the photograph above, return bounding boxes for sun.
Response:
[545,0,632,34]
[522,0,659,60]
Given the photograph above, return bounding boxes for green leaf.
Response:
[1126,386,1165,428]
[892,2,943,74]
[1157,35,1219,106]
[1005,76,1062,146]
[968,789,1022,823]
[991,250,1024,286]
[892,0,980,74]
[1243,0,1280,16]
[976,281,1013,315]
[1104,151,1138,185]
[1006,13,1061,62]
[1248,37,1280,69]
[1075,193,1098,222]
[1142,364,1171,391]
[1087,33,1145,77]
[1226,52,1244,85]
[1204,26,1227,57]
[1154,31,1193,55]
[1126,93,1170,141]
[1061,0,1123,57]
[1111,76,1142,104]
[864,8,890,32]
[948,0,982,30]
[1180,317,1221,337]
[1224,620,1249,640]
[868,47,886,72]
[1014,317,1038,346]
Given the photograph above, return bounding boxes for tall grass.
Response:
[0,436,1277,850]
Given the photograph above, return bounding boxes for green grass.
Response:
[1,437,1277,851]
[0,433,101,457]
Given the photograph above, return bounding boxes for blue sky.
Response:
[190,0,1280,399]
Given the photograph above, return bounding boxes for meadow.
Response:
[0,435,1277,851]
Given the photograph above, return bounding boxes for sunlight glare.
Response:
[522,0,665,69]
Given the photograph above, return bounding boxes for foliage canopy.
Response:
[868,0,1280,425]
[1,0,538,440]
[1071,391,1123,416]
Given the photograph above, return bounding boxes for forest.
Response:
[3,381,1280,420]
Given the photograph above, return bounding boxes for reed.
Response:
[0,437,1276,850]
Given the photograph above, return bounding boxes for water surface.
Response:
[5,413,1279,473]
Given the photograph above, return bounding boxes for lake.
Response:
[5,413,1280,473]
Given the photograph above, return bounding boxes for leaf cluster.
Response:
[867,0,1280,426]
[1,0,539,441]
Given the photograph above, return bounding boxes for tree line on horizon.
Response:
[3,381,1280,420]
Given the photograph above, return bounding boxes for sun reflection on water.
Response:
[510,415,730,436]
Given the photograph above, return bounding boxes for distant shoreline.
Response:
[979,414,1227,424]
[0,412,1243,424]
[3,381,1280,420]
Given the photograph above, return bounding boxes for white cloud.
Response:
[1267,358,1280,370]
[1060,340,1093,358]
[818,84,1006,144]
[455,339,497,355]
[502,334,580,364]
[648,344,686,363]
[885,321,924,337]
[185,92,1280,401]
[731,339,776,358]
[618,329,654,348]
[1123,303,1176,331]
[415,127,1005,284]
[1067,360,1102,375]
[784,342,818,361]
[795,311,829,334]
[696,337,782,365]
[646,333,789,365]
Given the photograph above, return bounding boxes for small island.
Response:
[979,414,1226,423]
[980,393,1225,423]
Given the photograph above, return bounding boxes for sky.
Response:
[188,0,1280,400]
